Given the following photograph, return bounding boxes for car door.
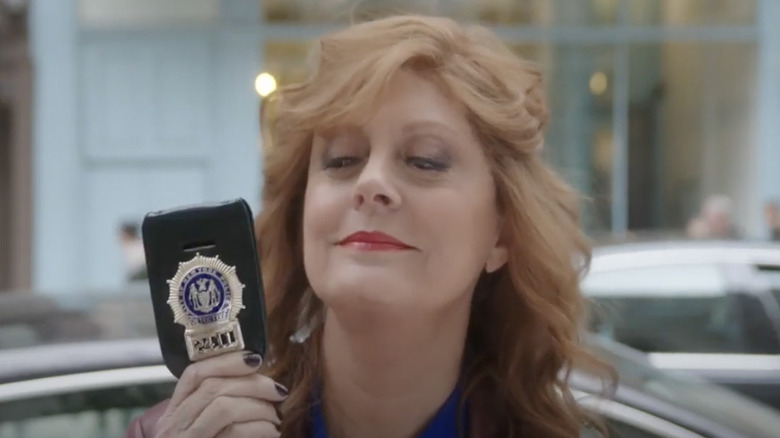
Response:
[577,388,705,438]
[581,409,705,438]
[582,261,780,410]
[0,367,175,438]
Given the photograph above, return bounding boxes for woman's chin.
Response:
[318,284,418,318]
[324,285,405,307]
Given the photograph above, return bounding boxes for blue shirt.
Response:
[310,385,467,438]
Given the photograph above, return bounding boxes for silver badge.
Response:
[167,254,245,361]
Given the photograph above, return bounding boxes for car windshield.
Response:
[586,336,780,438]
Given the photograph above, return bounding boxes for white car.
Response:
[584,240,780,411]
[2,335,780,437]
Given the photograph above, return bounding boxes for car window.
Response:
[582,264,748,353]
[757,266,780,305]
[0,380,175,438]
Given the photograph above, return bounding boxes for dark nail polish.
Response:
[275,382,289,397]
[243,352,262,367]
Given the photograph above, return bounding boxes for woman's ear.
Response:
[485,216,508,273]
[485,244,507,273]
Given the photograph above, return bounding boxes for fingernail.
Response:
[243,352,262,367]
[275,382,289,397]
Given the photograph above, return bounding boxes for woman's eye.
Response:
[324,156,361,169]
[407,156,449,171]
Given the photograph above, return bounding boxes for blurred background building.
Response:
[0,0,32,294]
[1,0,780,294]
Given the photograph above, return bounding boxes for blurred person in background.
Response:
[686,194,739,240]
[763,200,780,241]
[118,221,147,282]
[685,217,710,239]
[127,15,613,438]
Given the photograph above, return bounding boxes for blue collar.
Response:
[310,385,467,438]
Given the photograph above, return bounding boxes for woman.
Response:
[126,14,611,438]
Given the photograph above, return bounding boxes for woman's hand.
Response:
[154,351,288,438]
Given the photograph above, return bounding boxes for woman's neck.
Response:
[320,301,471,438]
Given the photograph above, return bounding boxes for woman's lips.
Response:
[338,231,415,251]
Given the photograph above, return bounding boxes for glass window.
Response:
[263,41,312,89]
[0,381,175,438]
[509,44,615,232]
[261,0,617,26]
[583,264,750,353]
[541,45,615,233]
[628,0,756,26]
[627,43,756,231]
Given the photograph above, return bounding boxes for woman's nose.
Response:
[351,157,402,212]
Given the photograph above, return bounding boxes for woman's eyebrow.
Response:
[317,128,366,152]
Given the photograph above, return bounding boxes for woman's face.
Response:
[302,70,507,317]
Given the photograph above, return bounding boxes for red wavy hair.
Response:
[256,14,612,437]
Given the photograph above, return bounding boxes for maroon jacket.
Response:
[124,393,501,437]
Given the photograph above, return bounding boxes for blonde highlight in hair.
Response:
[257,14,613,437]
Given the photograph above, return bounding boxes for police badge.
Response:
[167,254,246,361]
[142,198,268,378]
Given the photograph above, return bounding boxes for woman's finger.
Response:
[167,351,263,411]
[174,373,288,430]
[215,420,281,438]
[186,396,281,438]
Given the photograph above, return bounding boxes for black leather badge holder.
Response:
[142,198,268,378]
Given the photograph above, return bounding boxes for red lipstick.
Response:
[338,231,414,251]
